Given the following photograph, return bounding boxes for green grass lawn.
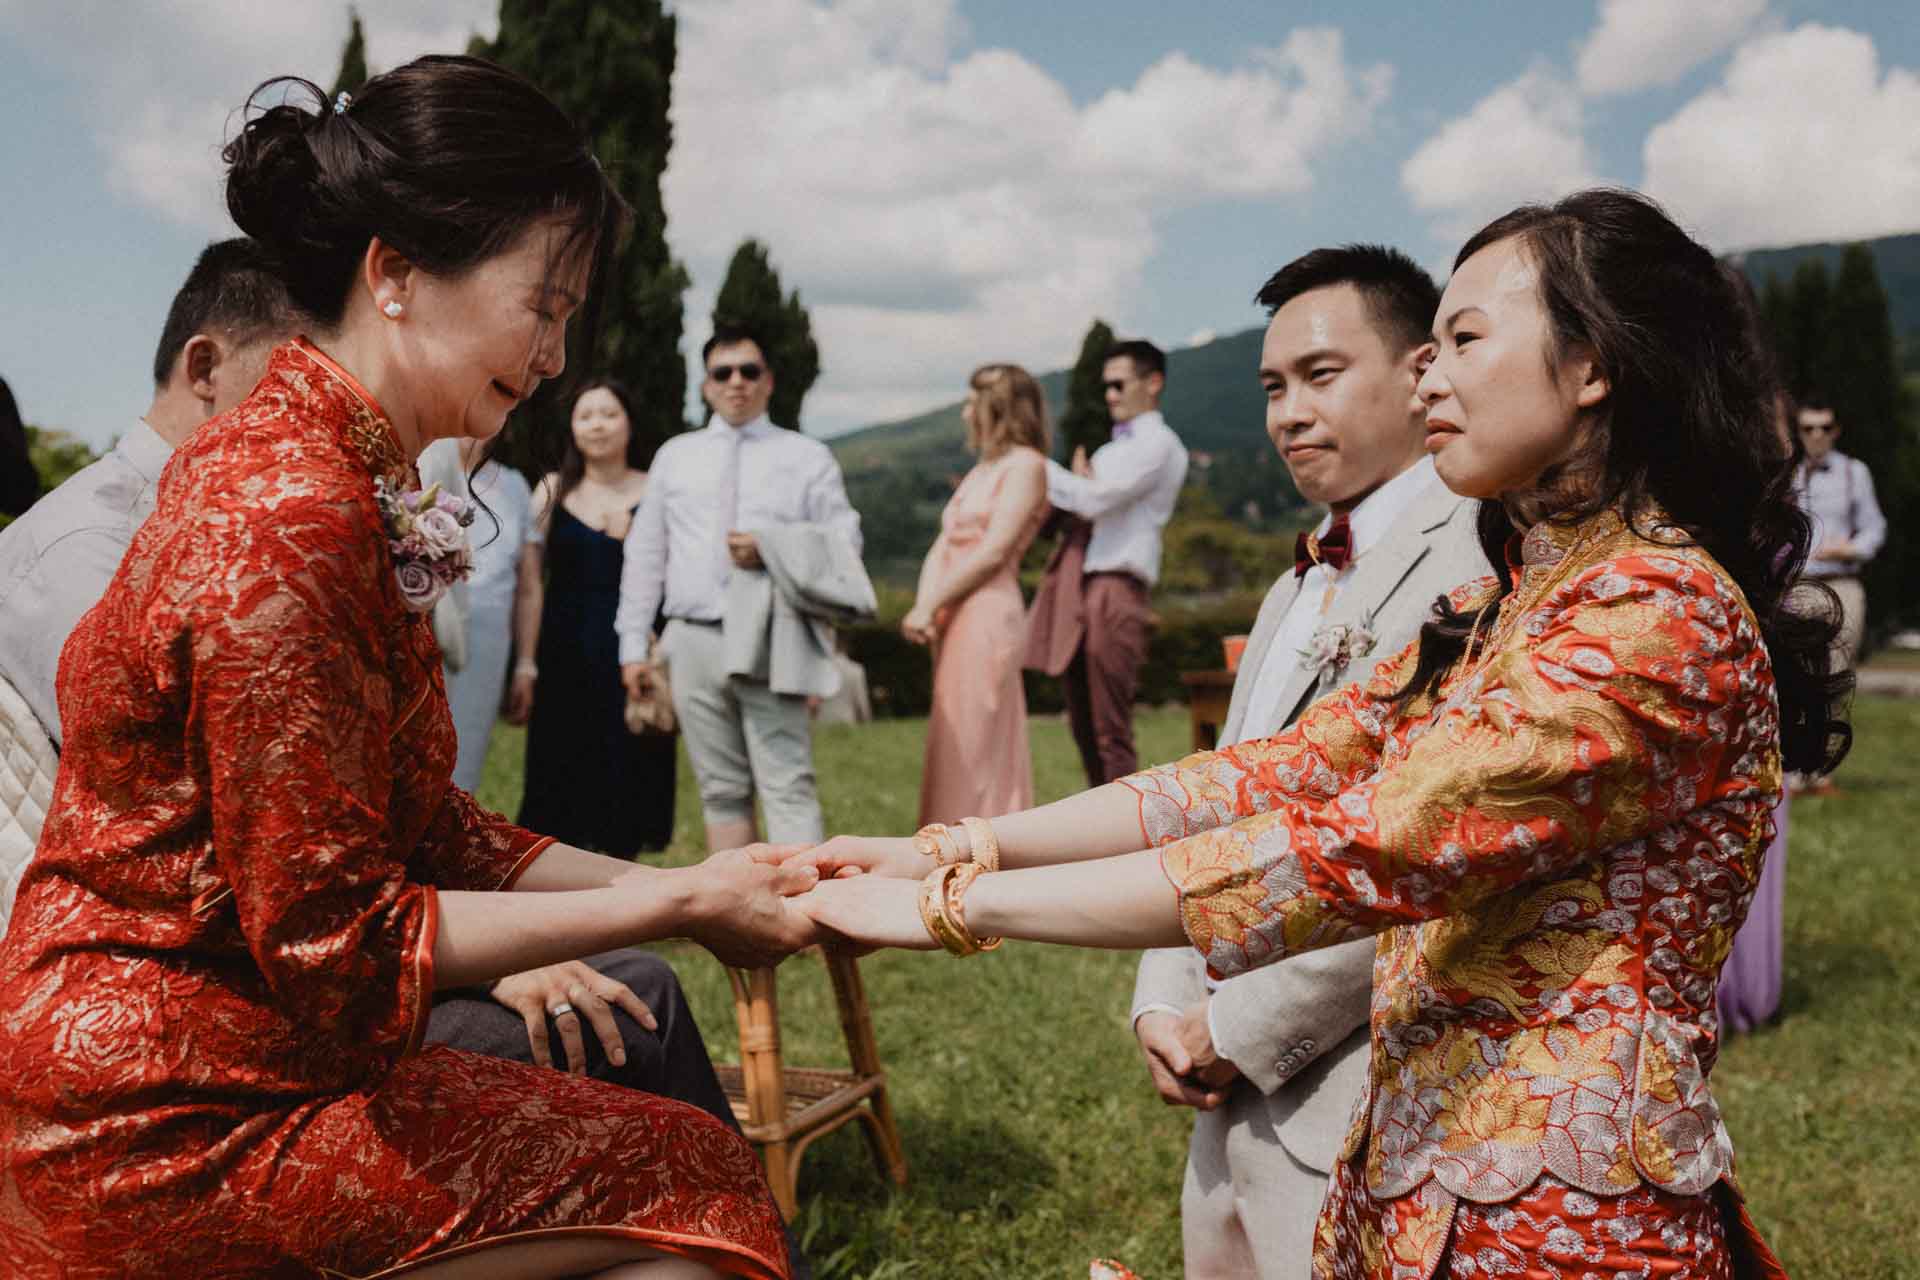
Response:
[475,699,1920,1279]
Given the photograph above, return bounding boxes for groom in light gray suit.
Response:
[1131,246,1490,1277]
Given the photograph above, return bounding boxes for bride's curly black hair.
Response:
[1397,188,1851,775]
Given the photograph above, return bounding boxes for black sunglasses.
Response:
[1798,422,1836,435]
[1102,378,1129,394]
[709,362,765,384]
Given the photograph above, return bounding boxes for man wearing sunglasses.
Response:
[1794,396,1885,682]
[1035,338,1189,786]
[616,324,862,854]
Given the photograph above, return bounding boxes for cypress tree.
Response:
[331,8,369,98]
[1058,319,1116,462]
[1784,258,1833,399]
[711,240,820,430]
[1759,272,1793,386]
[1826,245,1901,462]
[479,0,691,468]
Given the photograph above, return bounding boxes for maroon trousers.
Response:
[1062,571,1151,786]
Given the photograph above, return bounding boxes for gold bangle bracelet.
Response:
[912,822,968,867]
[919,865,974,955]
[941,862,1002,954]
[958,816,1000,872]
[917,871,952,951]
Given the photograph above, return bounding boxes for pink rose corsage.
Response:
[375,477,476,612]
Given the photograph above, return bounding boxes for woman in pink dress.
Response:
[907,363,1051,824]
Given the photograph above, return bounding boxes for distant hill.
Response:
[832,326,1300,583]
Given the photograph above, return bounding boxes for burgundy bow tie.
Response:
[1112,420,1134,440]
[1294,515,1353,578]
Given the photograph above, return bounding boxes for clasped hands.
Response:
[671,836,955,965]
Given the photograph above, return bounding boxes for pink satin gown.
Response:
[917,452,1049,825]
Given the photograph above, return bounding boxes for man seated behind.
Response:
[0,237,749,1139]
[1130,245,1490,1277]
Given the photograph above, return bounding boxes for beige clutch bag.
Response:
[623,663,676,736]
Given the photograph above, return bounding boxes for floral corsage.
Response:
[376,477,475,612]
[1300,612,1377,681]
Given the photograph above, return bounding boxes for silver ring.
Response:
[548,1002,574,1018]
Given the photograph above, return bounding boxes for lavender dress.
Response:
[1717,796,1788,1033]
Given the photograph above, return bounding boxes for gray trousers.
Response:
[1181,1081,1331,1280]
[660,618,823,843]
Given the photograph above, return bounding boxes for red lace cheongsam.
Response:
[1123,511,1790,1280]
[0,340,788,1279]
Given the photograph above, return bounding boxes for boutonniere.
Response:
[375,477,476,612]
[1300,612,1377,680]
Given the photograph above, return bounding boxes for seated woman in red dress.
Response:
[796,190,1849,1279]
[0,58,820,1280]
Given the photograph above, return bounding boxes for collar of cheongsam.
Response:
[275,337,414,489]
[1504,506,1632,586]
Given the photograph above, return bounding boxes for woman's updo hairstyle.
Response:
[222,54,625,346]
[1398,187,1850,774]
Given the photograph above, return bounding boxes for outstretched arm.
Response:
[802,847,1186,951]
[796,644,1409,882]
[805,552,1768,979]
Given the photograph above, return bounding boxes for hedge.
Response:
[844,590,1266,719]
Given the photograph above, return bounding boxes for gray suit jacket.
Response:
[1132,478,1489,1171]
[723,522,877,698]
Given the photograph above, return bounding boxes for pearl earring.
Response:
[382,301,404,319]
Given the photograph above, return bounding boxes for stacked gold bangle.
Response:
[912,817,1002,871]
[957,816,1000,872]
[916,862,1001,956]
[911,822,969,866]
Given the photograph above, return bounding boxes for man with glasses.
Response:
[1036,338,1189,785]
[1793,397,1885,776]
[617,324,861,852]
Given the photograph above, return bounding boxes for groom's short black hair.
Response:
[1255,245,1439,357]
[152,238,301,387]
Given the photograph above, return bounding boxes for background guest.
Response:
[617,325,863,854]
[1719,389,1800,1033]
[519,376,675,855]
[0,374,42,517]
[1792,393,1884,794]
[1030,339,1188,787]
[421,434,538,794]
[907,363,1050,825]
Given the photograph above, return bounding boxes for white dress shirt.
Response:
[1794,449,1886,578]
[0,420,172,744]
[615,415,861,664]
[1235,456,1441,744]
[1045,409,1189,586]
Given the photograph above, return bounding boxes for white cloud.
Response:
[0,1,497,234]
[1400,68,1601,243]
[1643,24,1920,248]
[1575,0,1767,96]
[668,0,1391,432]
[3,0,1392,436]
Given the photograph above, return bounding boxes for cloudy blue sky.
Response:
[2,0,1916,450]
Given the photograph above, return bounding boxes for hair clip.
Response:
[333,91,352,115]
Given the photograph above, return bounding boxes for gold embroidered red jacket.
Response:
[1123,510,1779,1206]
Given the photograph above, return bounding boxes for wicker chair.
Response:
[717,951,908,1218]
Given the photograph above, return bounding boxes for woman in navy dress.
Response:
[518,377,677,854]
